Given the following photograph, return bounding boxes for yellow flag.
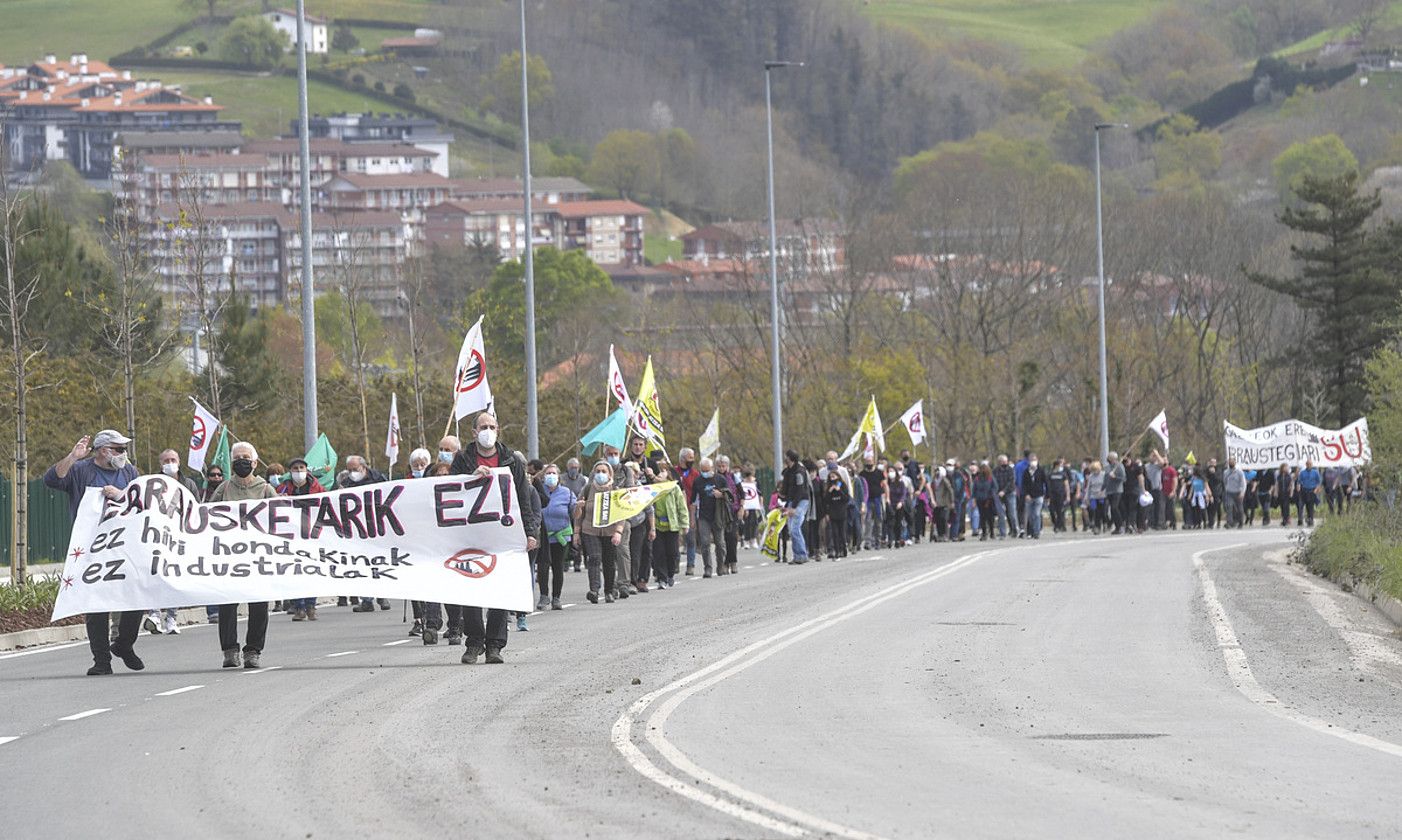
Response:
[838,397,884,460]
[1185,451,1197,466]
[592,481,678,528]
[759,508,788,560]
[632,356,666,456]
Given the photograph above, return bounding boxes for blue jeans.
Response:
[790,500,810,560]
[864,499,884,547]
[292,597,315,611]
[1024,496,1045,537]
[995,495,1012,537]
[952,498,966,538]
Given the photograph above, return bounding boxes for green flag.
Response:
[304,433,338,489]
[207,426,231,488]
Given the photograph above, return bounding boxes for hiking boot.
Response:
[222,648,241,669]
[635,580,649,593]
[605,591,615,603]
[352,601,376,613]
[617,587,630,599]
[377,599,392,610]
[409,619,423,636]
[462,642,484,665]
[243,650,261,669]
[587,590,599,604]
[291,609,305,622]
[536,595,550,612]
[551,597,563,610]
[109,641,145,672]
[422,627,439,645]
[306,606,318,621]
[86,661,113,676]
[485,646,505,665]
[445,631,463,645]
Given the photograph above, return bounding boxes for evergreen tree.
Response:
[1247,172,1402,425]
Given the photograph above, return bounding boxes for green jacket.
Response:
[652,484,690,533]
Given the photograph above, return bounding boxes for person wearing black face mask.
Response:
[208,441,278,669]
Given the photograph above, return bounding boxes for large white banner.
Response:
[1223,418,1370,470]
[52,474,532,620]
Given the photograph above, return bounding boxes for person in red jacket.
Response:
[275,458,325,621]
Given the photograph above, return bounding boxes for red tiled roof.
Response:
[553,199,648,217]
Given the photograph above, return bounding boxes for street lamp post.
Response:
[295,0,318,451]
[1094,122,1127,464]
[519,0,538,458]
[764,59,802,479]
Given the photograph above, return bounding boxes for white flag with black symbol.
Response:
[453,315,493,420]
[385,393,401,468]
[187,399,221,471]
[1148,410,1169,452]
[900,400,926,447]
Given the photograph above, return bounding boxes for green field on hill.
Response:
[859,0,1165,67]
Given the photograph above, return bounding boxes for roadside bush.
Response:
[393,82,415,102]
[1299,503,1402,602]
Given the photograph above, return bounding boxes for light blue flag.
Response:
[580,407,629,457]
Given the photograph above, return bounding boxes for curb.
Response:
[0,598,345,652]
[1351,580,1402,628]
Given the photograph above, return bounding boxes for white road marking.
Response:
[561,603,577,609]
[382,639,413,647]
[743,565,755,570]
[59,708,111,721]
[0,736,19,746]
[154,685,204,697]
[242,665,282,675]
[0,641,89,660]
[613,550,992,839]
[1264,549,1402,685]
[326,651,359,658]
[1193,545,1402,759]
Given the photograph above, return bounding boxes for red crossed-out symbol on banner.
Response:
[191,415,207,450]
[456,350,486,394]
[909,413,923,435]
[444,548,497,579]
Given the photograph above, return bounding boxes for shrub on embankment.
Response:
[1299,503,1402,603]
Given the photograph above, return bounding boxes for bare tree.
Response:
[92,153,178,440]
[397,257,431,450]
[170,159,232,417]
[0,142,39,584]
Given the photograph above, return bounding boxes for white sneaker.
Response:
[163,614,180,634]
[143,611,163,634]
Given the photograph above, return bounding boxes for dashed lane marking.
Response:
[0,736,19,746]
[58,708,111,721]
[154,685,204,697]
[382,640,413,647]
[242,665,282,675]
[325,651,359,658]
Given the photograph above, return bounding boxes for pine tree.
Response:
[1247,172,1402,426]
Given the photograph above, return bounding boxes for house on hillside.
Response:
[682,218,843,273]
[262,9,329,53]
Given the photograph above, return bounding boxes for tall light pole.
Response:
[764,59,802,479]
[519,0,539,458]
[1094,122,1127,463]
[295,0,318,451]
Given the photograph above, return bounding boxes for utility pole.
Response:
[764,59,803,478]
[1094,122,1127,463]
[295,0,319,451]
[520,0,539,458]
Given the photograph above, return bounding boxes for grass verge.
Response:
[0,576,82,634]
[1298,503,1402,604]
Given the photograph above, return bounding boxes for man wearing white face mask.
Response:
[45,429,145,675]
[450,411,541,664]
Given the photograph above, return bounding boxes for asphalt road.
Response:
[3,525,1400,839]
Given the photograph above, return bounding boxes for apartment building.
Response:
[295,112,453,176]
[423,198,646,267]
[149,202,290,310]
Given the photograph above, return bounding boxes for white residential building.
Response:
[262,9,329,54]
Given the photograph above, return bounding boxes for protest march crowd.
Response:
[43,414,1368,677]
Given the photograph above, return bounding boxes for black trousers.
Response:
[219,602,268,653]
[724,523,739,567]
[1107,492,1124,530]
[462,606,508,649]
[540,541,567,599]
[630,523,651,583]
[88,610,142,663]
[826,515,847,556]
[652,530,679,581]
[422,602,462,633]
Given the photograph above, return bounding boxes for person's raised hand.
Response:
[71,436,91,460]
